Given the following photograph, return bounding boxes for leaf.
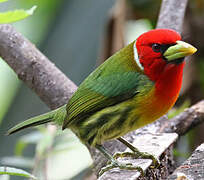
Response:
[0,166,37,179]
[0,0,8,3]
[0,5,37,24]
[1,156,34,168]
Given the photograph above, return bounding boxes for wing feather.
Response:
[62,42,153,129]
[63,71,151,128]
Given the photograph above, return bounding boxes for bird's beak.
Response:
[163,40,197,62]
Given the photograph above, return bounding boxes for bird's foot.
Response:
[113,150,159,168]
[99,159,144,176]
[117,137,160,168]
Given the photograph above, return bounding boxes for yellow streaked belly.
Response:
[71,86,179,146]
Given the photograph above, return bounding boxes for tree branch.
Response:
[156,0,188,33]
[168,143,204,180]
[158,100,204,135]
[0,24,77,110]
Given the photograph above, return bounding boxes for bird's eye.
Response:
[152,43,161,52]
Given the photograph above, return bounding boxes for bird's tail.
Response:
[7,104,67,135]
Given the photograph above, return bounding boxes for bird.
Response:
[7,29,197,176]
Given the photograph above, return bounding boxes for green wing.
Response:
[63,42,153,128]
[63,71,152,128]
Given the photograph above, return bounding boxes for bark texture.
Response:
[156,0,188,33]
[168,143,204,180]
[0,24,77,110]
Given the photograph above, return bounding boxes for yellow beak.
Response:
[164,40,197,61]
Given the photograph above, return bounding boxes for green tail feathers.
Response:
[7,104,67,135]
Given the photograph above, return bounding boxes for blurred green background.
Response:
[0,0,203,179]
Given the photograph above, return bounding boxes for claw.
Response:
[139,152,160,168]
[117,137,160,168]
[113,151,160,168]
[95,144,155,177]
[99,160,144,176]
[113,152,140,159]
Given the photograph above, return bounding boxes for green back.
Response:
[63,42,153,128]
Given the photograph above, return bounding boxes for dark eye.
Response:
[152,43,161,52]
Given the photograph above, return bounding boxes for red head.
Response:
[136,29,180,81]
[135,29,197,98]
